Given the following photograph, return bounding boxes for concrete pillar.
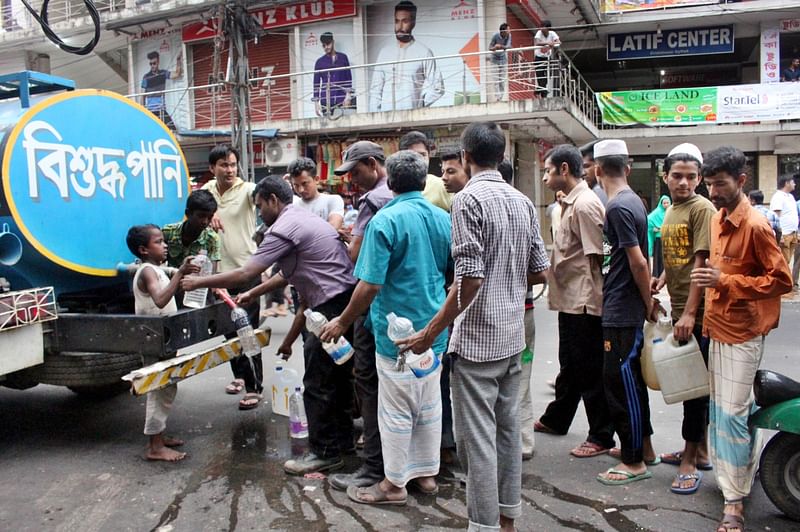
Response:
[516,140,548,242]
[25,52,49,73]
[759,154,778,198]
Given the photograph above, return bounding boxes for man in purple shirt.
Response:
[313,32,353,117]
[182,175,360,475]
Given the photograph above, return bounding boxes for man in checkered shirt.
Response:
[398,122,549,532]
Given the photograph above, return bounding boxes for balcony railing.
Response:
[0,0,125,32]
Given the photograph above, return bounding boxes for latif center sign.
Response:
[607,25,734,60]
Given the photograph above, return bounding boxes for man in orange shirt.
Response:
[691,146,792,532]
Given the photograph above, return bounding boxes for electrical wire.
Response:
[19,0,101,55]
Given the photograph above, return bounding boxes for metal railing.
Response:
[0,0,124,32]
[127,45,600,133]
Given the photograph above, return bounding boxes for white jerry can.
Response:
[651,333,709,405]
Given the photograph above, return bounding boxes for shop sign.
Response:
[760,25,780,84]
[607,25,733,60]
[601,0,713,14]
[781,19,800,33]
[183,0,357,43]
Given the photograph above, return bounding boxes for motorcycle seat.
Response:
[754,370,800,408]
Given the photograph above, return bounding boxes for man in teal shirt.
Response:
[321,149,451,505]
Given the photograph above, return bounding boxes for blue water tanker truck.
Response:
[0,72,242,396]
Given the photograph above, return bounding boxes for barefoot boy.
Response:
[126,224,198,461]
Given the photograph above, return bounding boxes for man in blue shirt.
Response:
[781,57,800,82]
[141,50,182,130]
[320,150,452,505]
[313,32,353,117]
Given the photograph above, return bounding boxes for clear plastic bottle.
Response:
[386,312,440,378]
[289,386,309,438]
[303,309,354,364]
[182,250,212,308]
[231,306,261,358]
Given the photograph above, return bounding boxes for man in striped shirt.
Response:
[398,122,549,532]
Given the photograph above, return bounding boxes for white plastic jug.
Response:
[651,333,709,405]
[641,317,671,391]
[271,366,301,417]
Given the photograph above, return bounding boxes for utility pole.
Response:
[221,0,257,181]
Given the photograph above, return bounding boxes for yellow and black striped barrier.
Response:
[122,329,271,395]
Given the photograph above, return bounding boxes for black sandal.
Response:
[716,512,744,532]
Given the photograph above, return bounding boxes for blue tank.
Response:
[0,73,190,300]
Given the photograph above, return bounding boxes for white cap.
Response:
[594,139,628,159]
[667,143,703,164]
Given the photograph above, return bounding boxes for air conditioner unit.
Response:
[264,138,299,167]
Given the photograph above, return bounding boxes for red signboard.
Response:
[183,0,357,43]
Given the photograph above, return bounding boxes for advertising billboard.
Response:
[601,0,714,14]
[365,0,481,112]
[607,26,734,61]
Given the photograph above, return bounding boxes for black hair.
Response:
[498,159,514,184]
[440,148,461,163]
[386,151,427,194]
[287,157,317,178]
[399,130,429,151]
[701,146,746,179]
[208,144,239,166]
[186,189,217,214]
[254,174,294,204]
[320,32,333,44]
[546,144,583,179]
[499,23,509,31]
[579,140,599,160]
[596,155,629,177]
[395,0,417,16]
[664,153,702,175]
[748,190,764,204]
[126,224,160,258]
[542,20,552,28]
[146,51,159,61]
[461,122,505,168]
[778,174,795,190]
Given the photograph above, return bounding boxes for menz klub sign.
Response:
[182,0,357,43]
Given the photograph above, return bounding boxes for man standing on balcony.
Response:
[313,32,353,118]
[369,1,444,112]
[488,23,512,103]
[141,50,182,130]
[534,20,560,98]
[781,57,800,82]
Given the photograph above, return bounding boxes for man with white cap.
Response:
[593,139,658,486]
[651,143,716,495]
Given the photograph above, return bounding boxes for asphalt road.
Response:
[1,303,799,532]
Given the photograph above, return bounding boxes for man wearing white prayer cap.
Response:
[593,139,659,487]
[652,142,717,495]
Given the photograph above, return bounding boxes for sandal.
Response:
[608,447,661,465]
[570,441,611,458]
[596,468,653,486]
[238,392,262,410]
[408,478,439,495]
[225,379,245,395]
[716,512,744,532]
[346,483,407,505]
[533,420,562,435]
[660,450,713,470]
[670,471,703,495]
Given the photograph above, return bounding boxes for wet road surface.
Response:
[1,305,799,531]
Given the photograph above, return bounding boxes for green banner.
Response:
[596,87,718,126]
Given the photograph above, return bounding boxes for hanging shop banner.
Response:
[597,88,717,126]
[131,28,190,132]
[600,0,714,14]
[182,0,357,43]
[597,83,800,126]
[365,0,481,112]
[760,25,781,84]
[607,26,733,61]
[781,19,800,33]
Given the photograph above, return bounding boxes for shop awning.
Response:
[177,128,280,139]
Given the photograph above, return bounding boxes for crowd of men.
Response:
[162,124,792,532]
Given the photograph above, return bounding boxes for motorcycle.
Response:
[750,370,800,521]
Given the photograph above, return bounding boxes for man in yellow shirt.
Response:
[399,131,452,212]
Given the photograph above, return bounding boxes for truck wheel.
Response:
[759,432,800,522]
[36,352,142,388]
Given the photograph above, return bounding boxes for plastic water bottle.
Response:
[386,312,440,378]
[289,386,309,438]
[303,309,354,364]
[231,306,261,358]
[183,250,212,308]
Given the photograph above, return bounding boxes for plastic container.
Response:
[182,250,211,308]
[231,306,261,358]
[641,317,672,391]
[271,366,301,417]
[386,312,440,378]
[652,333,710,405]
[289,387,309,438]
[303,309,354,365]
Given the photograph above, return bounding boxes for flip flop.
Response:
[225,379,245,394]
[716,512,745,532]
[670,471,703,495]
[570,441,611,458]
[533,420,562,435]
[347,483,407,505]
[608,447,661,465]
[238,393,262,410]
[596,468,653,486]
[660,451,713,471]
